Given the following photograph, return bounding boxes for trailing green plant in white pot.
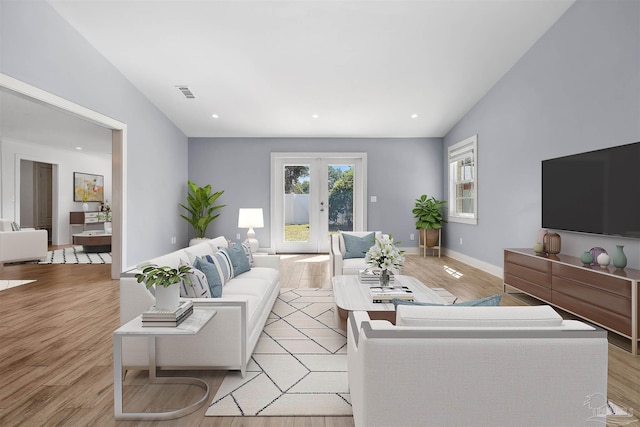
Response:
[179,180,225,246]
[412,194,447,248]
[135,264,192,311]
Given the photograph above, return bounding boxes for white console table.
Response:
[113,308,216,420]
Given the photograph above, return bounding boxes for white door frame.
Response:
[270,152,367,253]
[0,73,127,279]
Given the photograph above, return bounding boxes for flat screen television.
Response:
[542,141,640,238]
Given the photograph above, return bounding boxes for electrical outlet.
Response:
[236,233,241,240]
[459,237,463,245]
[410,233,415,241]
[370,196,377,203]
[171,236,176,244]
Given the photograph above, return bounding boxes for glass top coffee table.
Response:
[332,274,448,327]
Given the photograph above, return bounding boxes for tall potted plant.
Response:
[179,180,225,245]
[412,195,447,248]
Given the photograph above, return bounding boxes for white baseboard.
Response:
[400,246,503,279]
[442,248,503,279]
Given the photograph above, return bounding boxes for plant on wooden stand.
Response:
[412,194,447,248]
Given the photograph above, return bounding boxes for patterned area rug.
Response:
[206,288,352,417]
[39,246,112,264]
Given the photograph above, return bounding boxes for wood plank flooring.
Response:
[0,253,638,426]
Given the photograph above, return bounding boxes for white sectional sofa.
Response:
[119,236,280,377]
[348,305,608,427]
[0,219,48,268]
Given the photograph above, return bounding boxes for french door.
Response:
[271,153,367,253]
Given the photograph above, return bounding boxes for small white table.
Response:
[332,275,448,326]
[113,308,216,420]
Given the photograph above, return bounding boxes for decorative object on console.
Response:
[543,232,561,254]
[97,209,112,234]
[412,194,447,248]
[237,208,264,252]
[613,245,627,270]
[179,180,225,245]
[597,252,610,268]
[365,235,404,286]
[135,264,193,311]
[590,247,607,266]
[533,242,544,255]
[580,251,594,266]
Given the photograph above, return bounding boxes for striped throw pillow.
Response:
[179,259,211,298]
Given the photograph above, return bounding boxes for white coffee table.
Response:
[113,308,216,420]
[332,274,448,326]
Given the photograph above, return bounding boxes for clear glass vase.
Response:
[380,269,390,287]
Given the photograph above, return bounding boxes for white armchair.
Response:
[329,231,382,276]
[0,220,48,267]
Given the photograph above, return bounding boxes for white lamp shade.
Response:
[238,208,264,229]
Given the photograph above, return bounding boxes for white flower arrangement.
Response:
[365,235,405,271]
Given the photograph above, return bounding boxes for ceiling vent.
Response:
[176,86,195,99]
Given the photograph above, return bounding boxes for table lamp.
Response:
[238,208,264,252]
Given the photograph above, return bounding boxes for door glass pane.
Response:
[328,164,354,234]
[283,164,310,242]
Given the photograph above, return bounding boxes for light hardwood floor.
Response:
[0,253,638,426]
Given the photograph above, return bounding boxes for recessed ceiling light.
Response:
[411,114,419,119]
[75,146,83,150]
[211,114,219,119]
[312,114,319,119]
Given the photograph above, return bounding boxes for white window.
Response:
[448,135,477,225]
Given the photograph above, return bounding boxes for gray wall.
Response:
[443,0,640,268]
[0,0,190,268]
[188,138,443,249]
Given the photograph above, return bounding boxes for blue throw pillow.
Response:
[227,243,251,276]
[193,257,222,298]
[343,232,375,259]
[392,294,502,309]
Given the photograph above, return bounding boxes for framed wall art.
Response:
[74,172,104,202]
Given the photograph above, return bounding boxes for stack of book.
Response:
[369,286,414,303]
[142,300,193,327]
[359,268,396,285]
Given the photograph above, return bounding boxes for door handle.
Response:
[320,201,325,212]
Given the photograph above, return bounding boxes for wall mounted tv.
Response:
[542,141,640,238]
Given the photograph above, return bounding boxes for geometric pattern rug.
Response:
[206,288,352,417]
[38,246,112,264]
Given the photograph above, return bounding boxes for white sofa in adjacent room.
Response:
[0,219,48,267]
[119,236,280,377]
[347,305,608,427]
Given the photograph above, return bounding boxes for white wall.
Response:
[1,138,111,245]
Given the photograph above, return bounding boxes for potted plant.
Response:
[412,194,447,248]
[179,180,225,245]
[135,264,192,310]
[97,206,112,234]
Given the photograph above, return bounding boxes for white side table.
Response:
[113,308,216,420]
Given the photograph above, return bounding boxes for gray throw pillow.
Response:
[227,243,251,276]
[343,232,375,259]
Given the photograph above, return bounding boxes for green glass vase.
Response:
[613,245,627,270]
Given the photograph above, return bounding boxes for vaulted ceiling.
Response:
[38,0,574,139]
